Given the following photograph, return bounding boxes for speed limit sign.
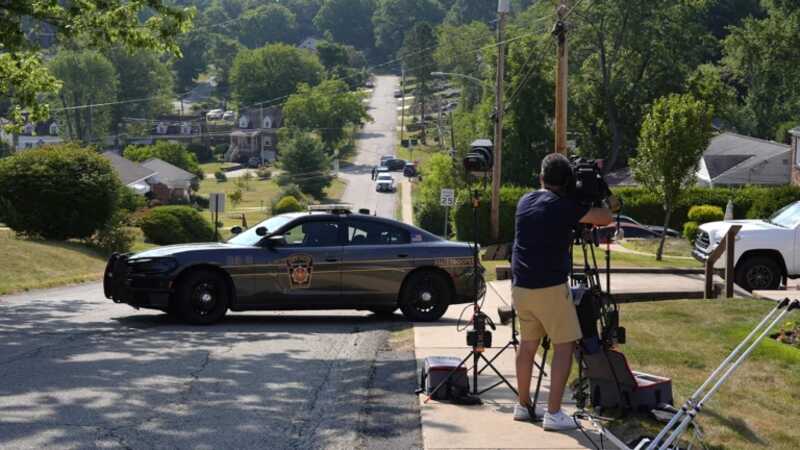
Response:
[440,188,455,207]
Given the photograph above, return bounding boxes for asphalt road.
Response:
[340,75,400,218]
[0,75,423,449]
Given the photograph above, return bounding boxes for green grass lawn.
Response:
[199,161,239,175]
[0,230,106,294]
[621,237,695,258]
[606,298,800,449]
[397,144,439,167]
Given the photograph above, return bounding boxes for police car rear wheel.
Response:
[400,271,450,321]
[176,270,229,325]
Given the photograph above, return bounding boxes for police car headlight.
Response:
[129,258,178,274]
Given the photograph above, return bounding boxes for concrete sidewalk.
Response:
[414,282,598,449]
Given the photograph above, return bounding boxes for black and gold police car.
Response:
[104,205,478,324]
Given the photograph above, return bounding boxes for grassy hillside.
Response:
[0,231,106,295]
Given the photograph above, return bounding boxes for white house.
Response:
[695,132,790,187]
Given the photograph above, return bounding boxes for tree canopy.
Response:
[123,141,203,180]
[314,0,376,49]
[277,132,333,198]
[0,0,192,130]
[237,4,297,49]
[230,43,324,106]
[373,0,444,57]
[105,48,174,132]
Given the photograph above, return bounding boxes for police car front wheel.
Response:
[176,269,229,325]
[400,271,450,322]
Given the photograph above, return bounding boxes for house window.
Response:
[264,135,273,147]
[49,122,59,136]
[239,116,250,129]
[262,116,272,129]
[156,122,168,135]
[180,122,192,135]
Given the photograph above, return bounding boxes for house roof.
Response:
[702,132,789,183]
[605,167,638,187]
[102,151,156,186]
[141,158,197,184]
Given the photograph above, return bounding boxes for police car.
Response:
[104,205,478,324]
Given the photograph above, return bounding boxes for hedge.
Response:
[273,196,303,214]
[687,205,724,224]
[450,185,800,245]
[139,206,214,245]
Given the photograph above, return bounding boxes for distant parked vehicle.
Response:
[596,223,662,244]
[247,157,260,168]
[403,162,418,177]
[222,111,235,121]
[375,173,396,192]
[380,154,395,166]
[393,89,403,98]
[383,158,406,171]
[206,109,223,120]
[616,215,680,237]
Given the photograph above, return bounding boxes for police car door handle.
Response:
[397,253,409,258]
[325,257,339,262]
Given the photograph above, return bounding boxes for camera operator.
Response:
[511,153,613,430]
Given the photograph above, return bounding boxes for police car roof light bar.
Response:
[307,204,353,214]
[590,298,798,450]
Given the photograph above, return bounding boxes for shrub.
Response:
[86,212,136,254]
[215,171,227,182]
[187,143,213,163]
[688,205,724,224]
[118,187,146,213]
[190,194,210,209]
[273,196,303,214]
[139,206,214,245]
[271,184,307,211]
[228,189,243,207]
[123,141,203,179]
[453,185,530,244]
[0,144,120,239]
[683,221,700,243]
[212,144,229,158]
[257,167,272,180]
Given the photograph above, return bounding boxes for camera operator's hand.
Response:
[606,195,622,214]
[580,207,613,226]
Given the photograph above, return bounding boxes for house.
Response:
[141,158,198,203]
[0,117,63,150]
[226,106,282,164]
[695,132,790,187]
[101,151,157,195]
[298,37,321,53]
[119,114,232,148]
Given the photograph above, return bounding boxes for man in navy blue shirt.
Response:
[511,154,612,430]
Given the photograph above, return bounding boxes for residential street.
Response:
[0,75,423,449]
[340,75,400,218]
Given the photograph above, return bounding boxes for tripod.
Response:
[425,183,518,402]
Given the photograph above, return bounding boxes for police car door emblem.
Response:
[287,254,313,288]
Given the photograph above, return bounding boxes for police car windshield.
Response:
[227,216,292,246]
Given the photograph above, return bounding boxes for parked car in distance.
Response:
[393,89,403,98]
[104,205,477,324]
[693,200,800,291]
[375,173,396,192]
[403,162,418,177]
[247,157,260,168]
[206,109,223,120]
[222,110,235,121]
[383,158,406,171]
[380,154,395,166]
[617,215,680,237]
[596,223,662,244]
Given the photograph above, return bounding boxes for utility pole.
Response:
[554,0,569,155]
[490,0,509,242]
[400,66,406,146]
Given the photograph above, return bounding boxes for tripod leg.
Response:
[531,337,550,418]
[477,352,519,396]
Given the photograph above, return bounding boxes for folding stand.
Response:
[589,298,799,450]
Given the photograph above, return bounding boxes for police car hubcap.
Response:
[421,292,432,302]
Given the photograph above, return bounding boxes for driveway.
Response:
[0,283,422,449]
[339,75,400,218]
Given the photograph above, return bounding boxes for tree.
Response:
[105,48,174,133]
[317,41,369,89]
[0,1,191,130]
[286,0,324,40]
[444,0,495,25]
[569,0,711,170]
[173,31,208,91]
[205,34,243,94]
[433,22,493,109]
[0,143,121,240]
[230,44,324,105]
[49,50,119,144]
[630,94,712,260]
[278,132,332,198]
[401,22,437,142]
[722,9,800,138]
[283,79,371,154]
[123,141,203,180]
[414,153,462,234]
[237,4,297,49]
[314,0,376,49]
[372,0,444,57]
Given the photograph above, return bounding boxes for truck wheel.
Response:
[735,256,781,292]
[176,270,229,325]
[399,271,450,322]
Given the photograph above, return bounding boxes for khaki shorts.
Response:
[511,283,582,344]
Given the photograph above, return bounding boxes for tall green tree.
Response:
[0,1,192,130]
[401,22,437,143]
[49,50,118,144]
[230,43,324,105]
[205,34,243,95]
[283,79,371,154]
[173,31,208,91]
[569,0,711,170]
[237,4,297,49]
[722,9,800,138]
[314,0,376,49]
[278,132,332,198]
[373,0,444,58]
[631,94,712,260]
[286,0,324,40]
[433,21,492,109]
[444,0,495,25]
[105,48,174,132]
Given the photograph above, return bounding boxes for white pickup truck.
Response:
[693,201,800,291]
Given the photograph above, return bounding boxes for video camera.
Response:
[463,139,493,173]
[570,157,613,207]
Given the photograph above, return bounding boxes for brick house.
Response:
[226,106,282,164]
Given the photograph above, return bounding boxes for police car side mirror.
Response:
[266,235,286,247]
[255,226,268,236]
[230,226,243,235]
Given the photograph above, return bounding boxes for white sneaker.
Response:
[543,410,579,431]
[513,403,538,421]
